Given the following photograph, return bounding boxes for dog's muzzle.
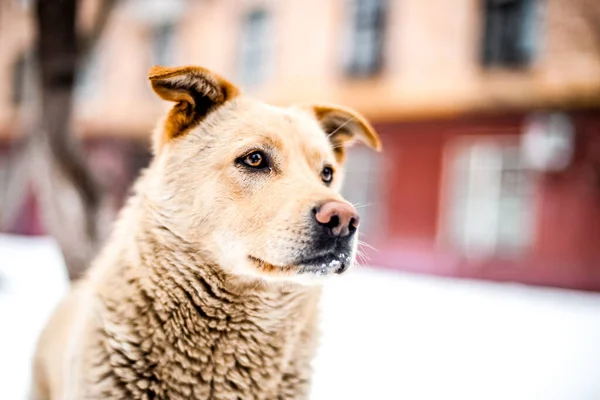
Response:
[295,200,359,275]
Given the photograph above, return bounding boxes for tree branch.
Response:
[34,0,107,279]
[78,0,117,57]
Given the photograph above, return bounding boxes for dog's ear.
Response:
[301,104,382,163]
[149,65,240,152]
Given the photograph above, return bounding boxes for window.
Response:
[481,0,541,68]
[445,140,534,258]
[152,23,176,66]
[239,9,272,87]
[343,0,386,77]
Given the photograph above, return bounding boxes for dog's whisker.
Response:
[355,252,369,267]
[355,243,372,263]
[356,250,371,263]
[326,117,356,139]
[357,240,377,252]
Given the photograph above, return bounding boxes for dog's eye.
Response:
[321,166,334,184]
[242,151,268,169]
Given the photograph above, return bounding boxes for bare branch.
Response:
[79,0,117,57]
[33,0,117,279]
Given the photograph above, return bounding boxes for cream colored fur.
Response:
[31,66,380,400]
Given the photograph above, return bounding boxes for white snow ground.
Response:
[0,235,69,400]
[2,234,600,400]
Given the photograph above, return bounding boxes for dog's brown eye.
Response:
[243,151,266,169]
[321,166,333,184]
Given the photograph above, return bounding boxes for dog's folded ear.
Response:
[149,65,240,152]
[301,104,382,163]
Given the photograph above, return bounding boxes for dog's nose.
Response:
[314,201,360,238]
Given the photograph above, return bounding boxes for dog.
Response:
[31,65,381,400]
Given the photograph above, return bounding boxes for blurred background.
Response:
[1,0,600,399]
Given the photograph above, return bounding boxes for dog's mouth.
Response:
[247,255,299,276]
[248,251,352,276]
[296,252,352,275]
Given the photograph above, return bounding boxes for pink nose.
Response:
[314,201,360,237]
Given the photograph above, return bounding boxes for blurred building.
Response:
[1,0,600,289]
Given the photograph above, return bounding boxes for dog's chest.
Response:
[83,284,309,400]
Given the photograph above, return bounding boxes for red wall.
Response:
[385,128,443,242]
[369,111,600,291]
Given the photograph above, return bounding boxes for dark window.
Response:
[152,23,176,66]
[240,9,271,86]
[344,0,386,77]
[12,53,27,105]
[481,0,540,68]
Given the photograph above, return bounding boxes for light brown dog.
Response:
[31,65,381,400]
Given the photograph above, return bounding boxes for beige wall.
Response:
[0,1,34,138]
[1,0,599,140]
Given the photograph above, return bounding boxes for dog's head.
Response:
[147,65,381,282]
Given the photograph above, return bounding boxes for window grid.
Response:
[447,141,534,258]
[481,0,540,68]
[344,0,386,77]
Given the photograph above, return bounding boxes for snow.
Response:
[312,269,600,400]
[0,235,69,400]
[2,235,600,399]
